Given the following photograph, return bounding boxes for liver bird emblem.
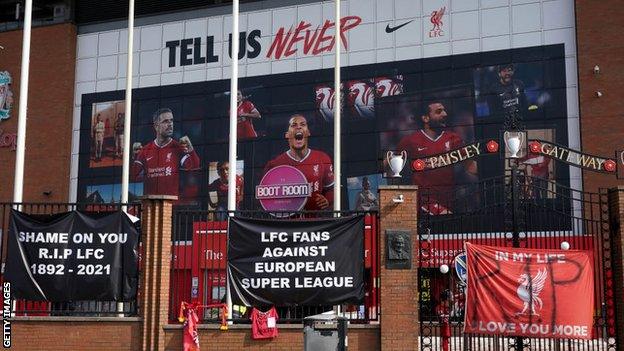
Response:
[516,268,547,316]
[430,7,446,30]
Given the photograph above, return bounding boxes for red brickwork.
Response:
[378,185,419,351]
[576,1,624,193]
[11,318,141,350]
[0,23,76,202]
[163,325,380,351]
[140,196,176,351]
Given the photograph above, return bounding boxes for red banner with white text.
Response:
[464,243,594,340]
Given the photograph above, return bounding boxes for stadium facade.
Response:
[0,0,623,350]
[0,0,621,205]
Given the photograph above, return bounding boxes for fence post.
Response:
[378,185,419,351]
[139,195,177,351]
[608,187,624,351]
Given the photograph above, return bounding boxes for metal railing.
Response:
[169,209,380,324]
[0,202,141,317]
[416,172,618,351]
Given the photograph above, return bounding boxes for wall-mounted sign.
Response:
[256,165,312,215]
[0,71,13,121]
[411,140,498,171]
[0,128,16,151]
[164,16,362,67]
[428,7,446,38]
[528,140,616,173]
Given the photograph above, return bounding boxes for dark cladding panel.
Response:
[76,0,261,25]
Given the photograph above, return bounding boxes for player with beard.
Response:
[486,64,530,118]
[397,101,477,214]
[132,108,200,197]
[264,114,334,210]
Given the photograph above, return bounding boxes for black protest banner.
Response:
[228,215,364,306]
[4,210,140,301]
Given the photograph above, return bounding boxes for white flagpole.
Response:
[118,0,134,316]
[12,0,33,207]
[334,0,343,319]
[121,0,134,208]
[227,0,240,324]
[333,0,341,213]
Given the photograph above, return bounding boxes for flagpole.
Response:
[333,0,342,318]
[120,0,134,209]
[12,0,33,208]
[10,0,32,317]
[118,0,135,317]
[227,0,240,324]
[333,0,341,213]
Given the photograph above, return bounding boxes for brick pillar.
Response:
[140,195,177,351]
[608,187,624,350]
[378,185,419,351]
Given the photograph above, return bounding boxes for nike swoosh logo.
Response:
[385,20,414,33]
[417,147,427,151]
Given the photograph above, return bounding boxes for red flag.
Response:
[464,243,594,340]
[180,302,200,351]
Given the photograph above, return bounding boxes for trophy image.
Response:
[386,150,408,177]
[504,131,525,159]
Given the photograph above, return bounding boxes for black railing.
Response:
[417,173,617,351]
[169,209,380,324]
[0,202,141,317]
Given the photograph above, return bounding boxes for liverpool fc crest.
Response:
[516,268,547,316]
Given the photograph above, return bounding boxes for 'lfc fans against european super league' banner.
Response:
[228,216,364,306]
[4,210,139,301]
[464,243,594,340]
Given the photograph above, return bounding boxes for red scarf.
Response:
[179,302,229,351]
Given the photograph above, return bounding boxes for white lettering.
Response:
[18,232,69,243]
[294,276,354,288]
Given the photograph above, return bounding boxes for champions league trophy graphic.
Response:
[504,131,526,159]
[387,150,407,177]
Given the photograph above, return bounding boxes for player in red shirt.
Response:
[264,114,334,211]
[397,101,477,214]
[234,90,261,140]
[131,108,200,198]
[207,161,244,220]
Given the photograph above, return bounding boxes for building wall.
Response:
[576,0,624,193]
[70,0,584,207]
[10,319,142,351]
[0,23,76,203]
[163,324,380,351]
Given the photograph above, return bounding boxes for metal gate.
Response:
[417,166,618,350]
